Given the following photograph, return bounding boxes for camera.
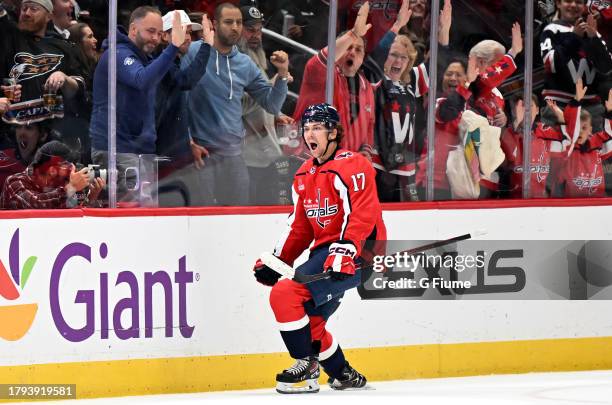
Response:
[85,164,107,184]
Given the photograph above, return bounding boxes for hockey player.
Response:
[253,103,386,394]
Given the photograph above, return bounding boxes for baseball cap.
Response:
[162,10,202,32]
[240,6,263,26]
[23,0,53,12]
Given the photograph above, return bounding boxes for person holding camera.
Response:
[1,140,105,209]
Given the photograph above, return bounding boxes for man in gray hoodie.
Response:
[182,2,289,206]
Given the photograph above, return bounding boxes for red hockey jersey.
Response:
[274,149,386,266]
[500,123,569,198]
[555,103,612,197]
[293,49,376,155]
[471,54,516,124]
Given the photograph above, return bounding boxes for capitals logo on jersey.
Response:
[335,151,354,160]
[572,176,603,194]
[512,152,550,183]
[588,0,611,14]
[305,189,338,228]
[9,53,64,83]
[351,0,400,20]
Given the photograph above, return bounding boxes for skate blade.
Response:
[276,379,320,394]
[330,383,375,391]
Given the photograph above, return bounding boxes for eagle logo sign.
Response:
[9,53,64,83]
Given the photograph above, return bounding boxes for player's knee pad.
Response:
[269,279,299,309]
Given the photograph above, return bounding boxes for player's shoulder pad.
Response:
[330,149,375,175]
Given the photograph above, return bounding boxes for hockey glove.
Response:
[324,242,357,281]
[253,258,282,286]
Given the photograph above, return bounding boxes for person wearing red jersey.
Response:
[293,2,377,157]
[555,82,612,197]
[253,103,386,394]
[499,94,571,198]
[415,24,522,199]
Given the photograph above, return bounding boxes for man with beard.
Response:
[1,140,105,209]
[182,2,289,206]
[238,5,295,205]
[0,0,85,125]
[89,7,187,205]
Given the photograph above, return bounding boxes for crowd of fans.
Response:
[0,0,610,209]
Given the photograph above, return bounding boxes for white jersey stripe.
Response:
[333,174,351,240]
[319,337,339,361]
[277,315,310,332]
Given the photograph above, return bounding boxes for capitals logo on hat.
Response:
[249,7,261,19]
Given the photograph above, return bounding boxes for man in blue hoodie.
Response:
[182,2,289,206]
[89,6,187,204]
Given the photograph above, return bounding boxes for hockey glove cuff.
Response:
[324,242,357,281]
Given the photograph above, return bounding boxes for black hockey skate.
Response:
[328,362,367,390]
[275,356,320,394]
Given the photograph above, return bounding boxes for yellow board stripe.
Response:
[2,336,612,401]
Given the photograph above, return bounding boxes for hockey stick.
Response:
[260,232,481,285]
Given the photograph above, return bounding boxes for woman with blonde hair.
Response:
[371,0,452,202]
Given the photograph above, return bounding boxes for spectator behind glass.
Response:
[0,140,105,209]
[0,121,56,190]
[540,0,612,132]
[399,0,430,63]
[466,25,524,127]
[555,82,612,197]
[413,57,466,199]
[14,121,55,165]
[238,5,295,205]
[51,0,73,38]
[154,10,212,198]
[68,22,98,69]
[0,0,85,125]
[89,6,187,204]
[440,58,466,95]
[370,0,451,202]
[499,94,570,199]
[414,23,523,201]
[182,2,289,206]
[293,2,379,159]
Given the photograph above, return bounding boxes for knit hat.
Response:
[23,0,53,13]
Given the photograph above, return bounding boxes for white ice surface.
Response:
[18,370,612,405]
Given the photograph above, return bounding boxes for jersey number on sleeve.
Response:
[351,173,365,192]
